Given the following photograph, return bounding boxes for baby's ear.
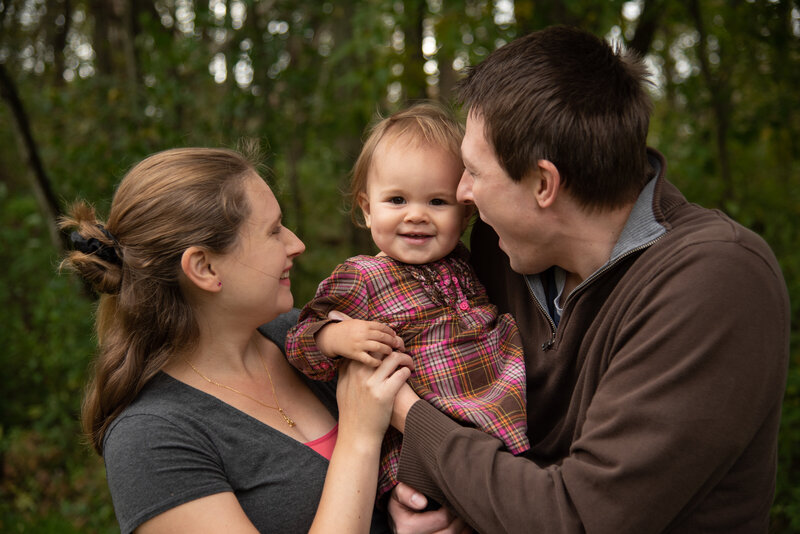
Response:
[357,192,372,228]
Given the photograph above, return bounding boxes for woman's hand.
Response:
[310,352,414,534]
[317,319,405,366]
[336,351,414,441]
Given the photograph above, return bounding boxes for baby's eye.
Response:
[389,196,406,205]
[430,198,447,206]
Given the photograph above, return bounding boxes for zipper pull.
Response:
[541,334,556,351]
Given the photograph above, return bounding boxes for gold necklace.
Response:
[184,349,296,427]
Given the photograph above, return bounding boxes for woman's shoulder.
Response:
[104,373,203,445]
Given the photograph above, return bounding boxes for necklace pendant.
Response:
[279,408,296,427]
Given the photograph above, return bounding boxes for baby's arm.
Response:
[316,319,404,367]
[286,260,404,380]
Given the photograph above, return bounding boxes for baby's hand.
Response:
[316,319,404,367]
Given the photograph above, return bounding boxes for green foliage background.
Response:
[1,1,798,531]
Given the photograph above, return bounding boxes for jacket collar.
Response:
[525,148,669,312]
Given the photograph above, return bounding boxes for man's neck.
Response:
[559,201,635,295]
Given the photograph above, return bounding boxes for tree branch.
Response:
[0,64,66,251]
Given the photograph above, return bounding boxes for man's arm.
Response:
[394,239,790,533]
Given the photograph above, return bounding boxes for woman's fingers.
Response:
[353,351,382,367]
[373,351,414,381]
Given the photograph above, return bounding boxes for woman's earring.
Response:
[217,281,222,287]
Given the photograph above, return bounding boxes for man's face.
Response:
[458,112,553,274]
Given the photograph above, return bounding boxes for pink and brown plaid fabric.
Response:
[286,246,529,497]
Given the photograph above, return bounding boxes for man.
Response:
[388,25,789,533]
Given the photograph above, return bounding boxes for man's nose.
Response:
[457,169,474,204]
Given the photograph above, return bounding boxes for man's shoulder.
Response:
[663,200,780,272]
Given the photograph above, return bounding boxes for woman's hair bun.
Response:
[59,201,123,294]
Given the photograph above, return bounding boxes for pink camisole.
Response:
[304,424,338,460]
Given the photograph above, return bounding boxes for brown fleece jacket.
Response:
[397,150,789,534]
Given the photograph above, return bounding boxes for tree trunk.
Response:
[121,0,141,101]
[0,64,65,251]
[688,0,733,204]
[90,0,114,76]
[402,0,427,102]
[437,48,457,105]
[627,0,663,57]
[51,0,73,86]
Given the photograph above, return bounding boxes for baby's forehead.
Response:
[376,131,459,160]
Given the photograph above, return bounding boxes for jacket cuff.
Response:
[397,400,462,506]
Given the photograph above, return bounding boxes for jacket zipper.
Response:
[530,233,667,352]
[525,280,557,351]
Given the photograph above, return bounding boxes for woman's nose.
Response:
[285,228,306,257]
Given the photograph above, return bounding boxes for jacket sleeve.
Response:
[285,261,372,381]
[397,238,790,534]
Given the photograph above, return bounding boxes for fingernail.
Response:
[410,493,426,508]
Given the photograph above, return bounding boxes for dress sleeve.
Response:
[104,414,231,534]
[398,239,789,533]
[285,261,372,380]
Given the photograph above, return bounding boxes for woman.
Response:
[61,147,410,533]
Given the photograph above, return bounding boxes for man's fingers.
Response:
[393,482,428,511]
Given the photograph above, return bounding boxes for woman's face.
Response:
[216,175,305,324]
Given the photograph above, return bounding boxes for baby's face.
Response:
[358,140,470,265]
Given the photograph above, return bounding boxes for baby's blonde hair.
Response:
[349,101,464,228]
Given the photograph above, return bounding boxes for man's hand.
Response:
[316,318,403,367]
[388,483,472,534]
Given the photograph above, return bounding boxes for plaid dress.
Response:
[286,245,529,497]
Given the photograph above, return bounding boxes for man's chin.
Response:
[505,252,537,275]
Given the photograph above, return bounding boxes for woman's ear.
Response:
[180,247,222,292]
[357,192,372,228]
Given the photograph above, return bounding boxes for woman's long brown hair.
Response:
[60,147,258,454]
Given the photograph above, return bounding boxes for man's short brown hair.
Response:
[458,25,654,210]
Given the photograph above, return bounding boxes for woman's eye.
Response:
[271,225,283,235]
[389,197,405,205]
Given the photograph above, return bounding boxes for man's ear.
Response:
[357,192,372,228]
[180,246,222,292]
[532,159,561,209]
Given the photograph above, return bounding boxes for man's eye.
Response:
[389,197,405,204]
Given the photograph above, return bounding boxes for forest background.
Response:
[1,0,798,532]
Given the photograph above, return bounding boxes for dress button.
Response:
[459,301,470,311]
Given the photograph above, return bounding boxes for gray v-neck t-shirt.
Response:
[103,313,390,533]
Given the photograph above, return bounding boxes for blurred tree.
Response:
[0,0,797,531]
